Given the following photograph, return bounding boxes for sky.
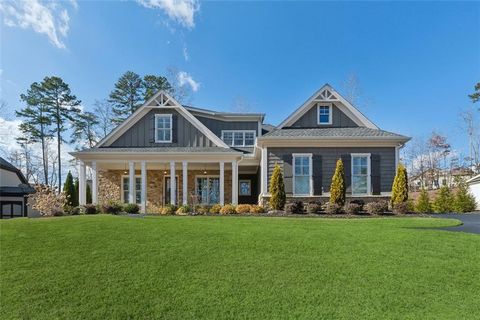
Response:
[1,0,479,161]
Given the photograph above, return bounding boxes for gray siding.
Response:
[289,103,358,128]
[109,109,214,148]
[267,147,395,195]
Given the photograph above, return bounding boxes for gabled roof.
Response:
[467,174,480,185]
[96,91,229,148]
[185,105,265,121]
[0,157,35,194]
[277,84,378,129]
[260,127,409,141]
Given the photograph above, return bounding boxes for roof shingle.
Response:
[260,127,409,140]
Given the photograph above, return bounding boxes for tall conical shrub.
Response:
[73,177,79,207]
[391,164,409,206]
[86,184,92,204]
[63,171,76,207]
[453,182,476,213]
[415,188,431,213]
[432,186,453,213]
[330,159,346,206]
[269,163,286,210]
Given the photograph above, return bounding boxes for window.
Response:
[196,176,220,204]
[155,114,172,143]
[122,176,142,204]
[351,154,371,195]
[221,130,256,147]
[317,104,332,125]
[293,154,312,196]
[239,180,251,196]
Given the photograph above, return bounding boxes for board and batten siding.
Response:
[267,147,396,195]
[288,103,359,128]
[109,109,214,148]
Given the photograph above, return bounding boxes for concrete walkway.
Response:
[430,213,480,234]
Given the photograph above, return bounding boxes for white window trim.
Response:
[221,130,257,147]
[317,103,333,125]
[351,153,371,196]
[195,175,220,205]
[162,175,180,205]
[292,153,313,197]
[155,114,173,143]
[239,179,251,196]
[121,175,142,203]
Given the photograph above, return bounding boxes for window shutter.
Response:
[149,114,155,143]
[371,154,381,195]
[282,154,293,195]
[341,154,351,194]
[171,114,177,144]
[312,154,322,195]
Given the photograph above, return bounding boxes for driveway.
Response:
[430,213,480,234]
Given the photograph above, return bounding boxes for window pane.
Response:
[222,132,233,146]
[164,130,171,141]
[352,175,368,194]
[234,132,243,146]
[294,176,309,195]
[244,132,255,146]
[319,114,329,123]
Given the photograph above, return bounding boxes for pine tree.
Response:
[391,164,409,206]
[109,71,143,124]
[330,159,346,206]
[42,76,81,190]
[269,164,286,210]
[432,186,453,213]
[453,181,476,213]
[86,184,92,204]
[415,188,431,213]
[63,171,76,207]
[143,75,173,101]
[73,177,79,207]
[71,111,99,148]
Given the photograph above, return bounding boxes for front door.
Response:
[196,177,220,205]
[164,176,179,205]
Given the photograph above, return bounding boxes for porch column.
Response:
[78,160,86,205]
[91,161,98,204]
[170,161,176,204]
[219,161,225,205]
[231,160,238,205]
[261,147,268,195]
[182,161,188,205]
[141,161,147,213]
[129,161,135,204]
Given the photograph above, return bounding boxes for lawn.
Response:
[1,215,479,319]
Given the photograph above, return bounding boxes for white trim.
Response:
[261,147,268,195]
[395,145,400,171]
[351,153,371,196]
[278,84,378,129]
[316,103,333,125]
[221,130,257,147]
[91,161,98,204]
[239,179,252,196]
[232,160,238,205]
[141,161,147,212]
[154,114,173,143]
[121,174,142,203]
[182,161,188,205]
[219,161,225,205]
[292,153,313,197]
[170,161,176,204]
[195,175,221,205]
[78,160,86,205]
[128,161,135,204]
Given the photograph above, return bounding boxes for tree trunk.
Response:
[57,107,62,193]
[40,123,48,185]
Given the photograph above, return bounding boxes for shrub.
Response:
[365,200,389,215]
[306,201,322,214]
[70,206,82,215]
[161,204,176,215]
[124,203,140,214]
[285,201,304,214]
[330,159,346,206]
[415,188,432,213]
[236,204,252,214]
[209,204,222,214]
[323,203,342,214]
[63,171,77,208]
[29,184,68,217]
[391,164,409,206]
[220,204,236,215]
[52,207,64,216]
[349,199,365,211]
[432,186,453,213]
[176,205,191,215]
[102,202,123,215]
[392,202,410,215]
[453,182,477,213]
[344,203,362,215]
[83,204,98,215]
[269,164,286,210]
[250,205,266,214]
[146,202,162,215]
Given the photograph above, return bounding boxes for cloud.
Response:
[183,46,189,61]
[177,71,200,92]
[137,0,200,28]
[0,0,76,49]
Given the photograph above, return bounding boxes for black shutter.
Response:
[371,154,381,195]
[282,154,293,195]
[312,154,322,195]
[341,154,351,194]
[171,113,177,144]
[149,114,155,143]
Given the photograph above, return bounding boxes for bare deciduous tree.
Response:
[93,99,115,139]
[460,107,480,173]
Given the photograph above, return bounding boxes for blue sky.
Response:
[1,0,479,154]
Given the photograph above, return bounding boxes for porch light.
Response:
[123,162,128,174]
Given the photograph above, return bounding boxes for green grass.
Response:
[1,215,479,319]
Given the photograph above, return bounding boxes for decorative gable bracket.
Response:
[315,88,338,101]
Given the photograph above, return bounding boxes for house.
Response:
[466,174,480,210]
[409,167,475,191]
[0,157,35,218]
[70,84,410,212]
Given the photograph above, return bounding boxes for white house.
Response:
[466,174,480,210]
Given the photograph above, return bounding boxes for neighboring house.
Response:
[70,84,410,212]
[410,167,475,191]
[466,174,480,210]
[0,157,35,218]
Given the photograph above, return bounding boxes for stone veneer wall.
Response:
[259,195,391,207]
[98,169,233,206]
